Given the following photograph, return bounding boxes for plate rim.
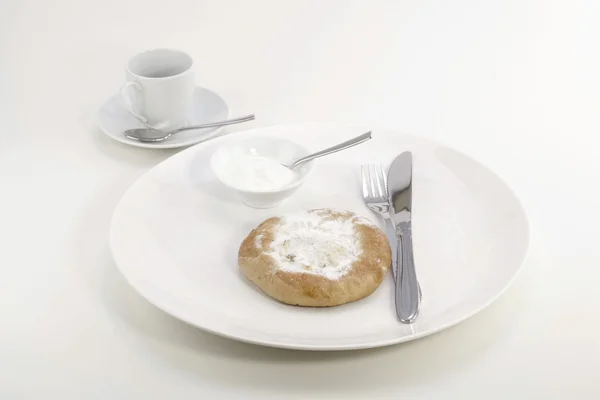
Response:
[97,85,231,150]
[109,122,531,350]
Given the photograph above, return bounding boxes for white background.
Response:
[2,0,600,398]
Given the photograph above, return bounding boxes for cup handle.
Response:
[120,82,149,124]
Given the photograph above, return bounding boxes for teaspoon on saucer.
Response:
[124,114,255,143]
[284,131,372,170]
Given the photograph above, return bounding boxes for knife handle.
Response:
[395,223,420,323]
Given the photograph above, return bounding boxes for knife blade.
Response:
[387,151,420,323]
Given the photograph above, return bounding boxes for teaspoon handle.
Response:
[174,114,255,132]
[288,131,372,170]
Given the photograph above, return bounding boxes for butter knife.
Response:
[388,151,420,323]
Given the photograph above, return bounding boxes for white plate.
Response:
[97,86,230,149]
[109,123,530,350]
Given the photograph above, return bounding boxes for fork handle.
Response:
[395,223,419,323]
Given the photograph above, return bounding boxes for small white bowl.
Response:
[210,136,314,208]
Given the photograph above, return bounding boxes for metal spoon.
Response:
[124,114,255,142]
[285,131,372,170]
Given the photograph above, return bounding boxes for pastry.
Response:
[238,208,392,307]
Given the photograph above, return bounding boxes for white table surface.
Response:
[3,0,600,398]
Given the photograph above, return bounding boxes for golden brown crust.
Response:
[238,209,391,307]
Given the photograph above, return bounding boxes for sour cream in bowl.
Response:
[210,136,314,208]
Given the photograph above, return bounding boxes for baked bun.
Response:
[238,208,391,307]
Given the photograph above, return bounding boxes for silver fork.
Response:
[361,164,422,302]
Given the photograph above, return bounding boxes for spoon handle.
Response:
[174,114,255,132]
[288,131,372,170]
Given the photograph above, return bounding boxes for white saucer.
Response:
[97,86,230,149]
[109,123,530,351]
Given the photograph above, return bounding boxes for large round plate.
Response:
[109,123,529,350]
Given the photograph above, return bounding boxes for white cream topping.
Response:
[254,234,264,249]
[263,210,370,280]
[221,155,298,191]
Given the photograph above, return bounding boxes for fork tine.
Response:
[368,164,377,199]
[374,164,385,199]
[378,164,388,197]
[361,165,369,198]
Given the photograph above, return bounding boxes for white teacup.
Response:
[121,48,195,131]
